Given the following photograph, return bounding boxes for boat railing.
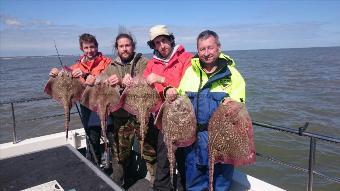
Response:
[1,97,339,191]
[0,96,78,144]
[252,121,340,191]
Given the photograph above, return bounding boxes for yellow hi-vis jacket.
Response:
[177,53,246,125]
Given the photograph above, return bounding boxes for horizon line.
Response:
[1,45,339,58]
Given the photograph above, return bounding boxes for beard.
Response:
[119,52,134,63]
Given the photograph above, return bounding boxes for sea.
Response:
[0,46,339,191]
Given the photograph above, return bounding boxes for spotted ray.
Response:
[208,99,256,191]
[155,95,196,186]
[80,74,121,159]
[44,68,85,139]
[120,76,161,157]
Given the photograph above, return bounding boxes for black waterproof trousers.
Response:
[154,132,186,191]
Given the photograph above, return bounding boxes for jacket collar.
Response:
[192,53,234,90]
[152,45,184,64]
[192,53,234,71]
[78,52,103,63]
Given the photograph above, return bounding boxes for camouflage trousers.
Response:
[110,115,158,165]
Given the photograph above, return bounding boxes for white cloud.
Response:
[0,14,54,29]
[4,18,22,27]
[1,20,339,57]
[1,15,23,28]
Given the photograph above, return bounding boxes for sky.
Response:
[0,0,339,57]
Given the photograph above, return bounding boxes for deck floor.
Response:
[0,145,121,191]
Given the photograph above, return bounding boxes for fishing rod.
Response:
[53,40,65,68]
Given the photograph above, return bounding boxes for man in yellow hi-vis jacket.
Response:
[165,30,246,191]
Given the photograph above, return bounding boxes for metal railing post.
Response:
[307,137,316,191]
[10,102,18,144]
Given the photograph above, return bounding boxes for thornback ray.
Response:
[208,99,256,191]
[155,95,196,186]
[120,75,161,158]
[44,67,85,139]
[80,74,121,164]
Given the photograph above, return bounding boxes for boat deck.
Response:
[0,129,287,191]
[0,145,122,191]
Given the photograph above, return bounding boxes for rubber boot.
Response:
[111,159,124,186]
[146,162,157,186]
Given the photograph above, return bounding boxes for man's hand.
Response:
[146,73,165,85]
[72,68,84,78]
[85,75,96,86]
[49,68,59,77]
[107,74,120,86]
[122,73,133,87]
[165,87,177,102]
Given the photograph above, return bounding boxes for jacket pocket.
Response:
[209,92,227,119]
[210,92,227,102]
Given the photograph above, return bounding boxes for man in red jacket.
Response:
[143,25,192,191]
[49,33,112,165]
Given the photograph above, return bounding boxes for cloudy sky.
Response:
[1,0,339,57]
